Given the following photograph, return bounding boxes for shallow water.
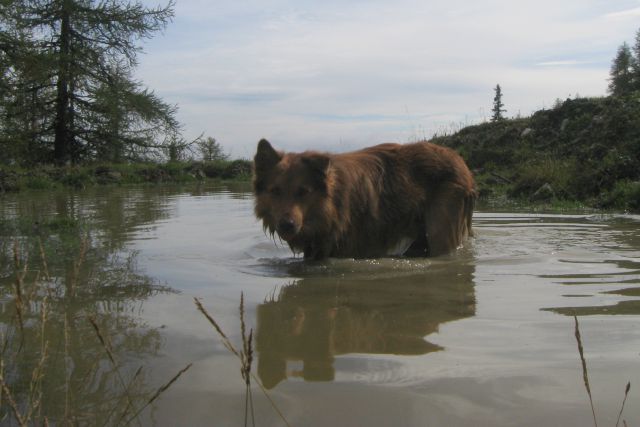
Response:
[1,183,639,426]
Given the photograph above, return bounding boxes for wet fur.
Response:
[253,139,476,260]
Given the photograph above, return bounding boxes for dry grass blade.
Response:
[12,240,25,335]
[240,293,248,364]
[240,293,253,386]
[239,292,255,427]
[70,234,89,295]
[25,297,50,423]
[148,363,193,405]
[112,366,145,426]
[243,329,254,385]
[87,316,116,364]
[194,297,240,357]
[574,315,597,427]
[37,237,50,281]
[123,363,193,425]
[87,316,145,427]
[0,375,27,427]
[615,381,631,427]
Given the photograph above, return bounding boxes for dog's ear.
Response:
[254,139,282,173]
[254,139,282,194]
[302,154,330,191]
[302,154,330,175]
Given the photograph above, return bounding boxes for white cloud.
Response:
[136,0,639,156]
[604,6,640,20]
[535,60,595,67]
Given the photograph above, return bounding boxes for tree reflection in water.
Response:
[0,188,177,426]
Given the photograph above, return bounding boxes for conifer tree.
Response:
[632,28,640,92]
[491,84,506,122]
[0,0,178,165]
[609,42,634,97]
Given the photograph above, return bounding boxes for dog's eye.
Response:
[295,187,310,198]
[269,187,282,197]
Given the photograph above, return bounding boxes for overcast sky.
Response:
[135,0,640,158]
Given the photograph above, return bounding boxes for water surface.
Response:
[1,184,639,426]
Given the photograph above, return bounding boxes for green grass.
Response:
[434,95,640,212]
[0,159,253,193]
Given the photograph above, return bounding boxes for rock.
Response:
[531,183,555,201]
[560,118,570,132]
[521,128,533,137]
[0,169,20,192]
[95,166,122,183]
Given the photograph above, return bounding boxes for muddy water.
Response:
[1,184,639,426]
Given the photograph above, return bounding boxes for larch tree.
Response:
[1,0,178,165]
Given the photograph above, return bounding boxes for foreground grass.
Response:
[573,315,631,427]
[0,239,189,425]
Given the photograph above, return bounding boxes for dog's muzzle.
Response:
[276,217,298,241]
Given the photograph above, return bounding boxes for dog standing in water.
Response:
[253,139,476,260]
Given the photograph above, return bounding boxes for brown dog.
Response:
[253,139,476,259]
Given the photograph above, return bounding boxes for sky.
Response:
[135,0,640,159]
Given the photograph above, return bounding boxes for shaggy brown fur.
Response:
[253,139,476,259]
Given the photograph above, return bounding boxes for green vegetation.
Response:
[1,1,251,191]
[434,96,640,211]
[0,159,253,192]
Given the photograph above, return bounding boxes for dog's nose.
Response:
[277,217,296,236]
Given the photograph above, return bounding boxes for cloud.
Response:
[535,60,597,67]
[604,6,640,20]
[136,0,638,155]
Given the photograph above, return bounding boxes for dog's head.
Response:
[253,139,331,245]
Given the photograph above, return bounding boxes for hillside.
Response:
[433,96,640,211]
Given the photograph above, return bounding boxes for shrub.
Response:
[599,181,640,211]
[510,158,576,199]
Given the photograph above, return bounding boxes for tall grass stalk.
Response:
[0,359,27,427]
[87,315,140,426]
[12,240,26,336]
[2,239,188,425]
[123,363,193,425]
[0,247,50,426]
[240,293,255,427]
[88,316,190,426]
[195,295,291,427]
[615,382,630,427]
[574,315,598,427]
[37,236,50,281]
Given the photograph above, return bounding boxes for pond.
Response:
[1,183,639,426]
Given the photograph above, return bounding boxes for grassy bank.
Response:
[433,95,640,212]
[0,159,253,192]
[4,95,639,213]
